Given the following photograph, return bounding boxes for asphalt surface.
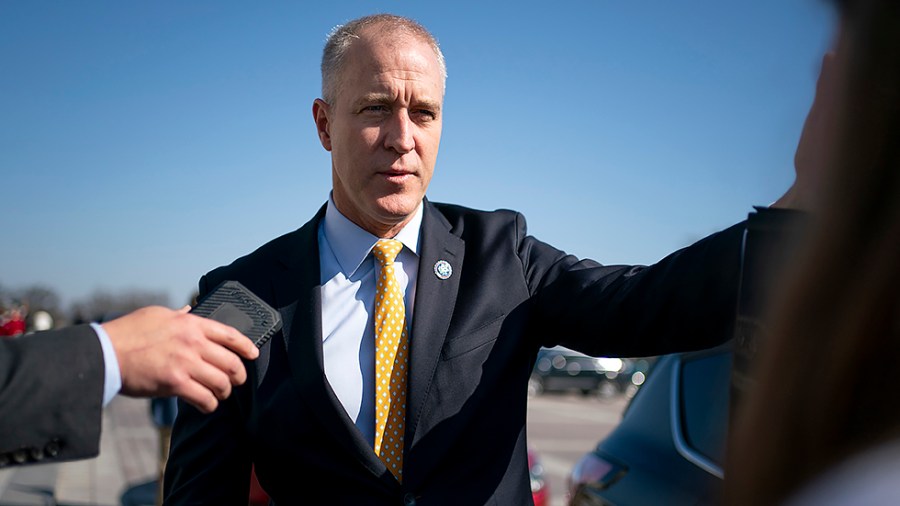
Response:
[527,392,629,506]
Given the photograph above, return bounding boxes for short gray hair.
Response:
[320,14,447,104]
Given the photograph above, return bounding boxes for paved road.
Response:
[527,392,630,506]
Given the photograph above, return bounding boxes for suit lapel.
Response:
[406,201,465,449]
[272,205,396,490]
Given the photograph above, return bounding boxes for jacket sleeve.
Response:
[0,325,104,467]
[520,213,747,357]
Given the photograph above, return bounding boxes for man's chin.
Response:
[374,194,422,217]
[371,197,421,227]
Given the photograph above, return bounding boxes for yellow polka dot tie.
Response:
[372,239,408,483]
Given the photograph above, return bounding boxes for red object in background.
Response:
[248,465,270,506]
[0,318,25,337]
[529,446,550,506]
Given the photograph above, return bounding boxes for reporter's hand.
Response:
[101,305,259,414]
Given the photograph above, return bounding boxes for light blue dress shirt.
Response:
[318,197,422,446]
[90,322,122,407]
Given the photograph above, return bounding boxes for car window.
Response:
[679,351,732,465]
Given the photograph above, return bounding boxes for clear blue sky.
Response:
[1,1,836,309]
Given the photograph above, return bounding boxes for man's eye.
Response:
[413,109,436,120]
[362,105,388,113]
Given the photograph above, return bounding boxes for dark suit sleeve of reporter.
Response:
[163,274,252,505]
[0,325,104,467]
[522,214,747,357]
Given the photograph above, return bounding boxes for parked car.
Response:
[614,356,656,399]
[566,343,732,505]
[529,346,651,398]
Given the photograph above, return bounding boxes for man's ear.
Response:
[313,99,333,151]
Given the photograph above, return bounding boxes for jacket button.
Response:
[45,440,61,457]
[402,493,416,506]
[12,449,27,464]
[30,447,45,461]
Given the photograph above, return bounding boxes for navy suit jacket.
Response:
[164,200,745,505]
[0,325,104,468]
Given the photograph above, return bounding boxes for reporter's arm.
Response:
[0,306,258,468]
[0,325,105,467]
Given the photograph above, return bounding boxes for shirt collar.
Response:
[323,194,423,277]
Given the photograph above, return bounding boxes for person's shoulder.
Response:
[429,200,524,230]
[203,206,324,280]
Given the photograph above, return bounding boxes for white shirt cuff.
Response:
[90,322,122,407]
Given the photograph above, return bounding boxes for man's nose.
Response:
[383,111,415,153]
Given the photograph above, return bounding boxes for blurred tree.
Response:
[18,285,65,329]
[70,289,171,323]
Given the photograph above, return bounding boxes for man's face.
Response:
[313,29,444,237]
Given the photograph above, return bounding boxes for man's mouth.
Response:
[378,169,415,181]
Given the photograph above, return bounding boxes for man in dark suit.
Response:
[0,305,258,468]
[164,14,809,505]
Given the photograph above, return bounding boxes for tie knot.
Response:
[373,239,403,265]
